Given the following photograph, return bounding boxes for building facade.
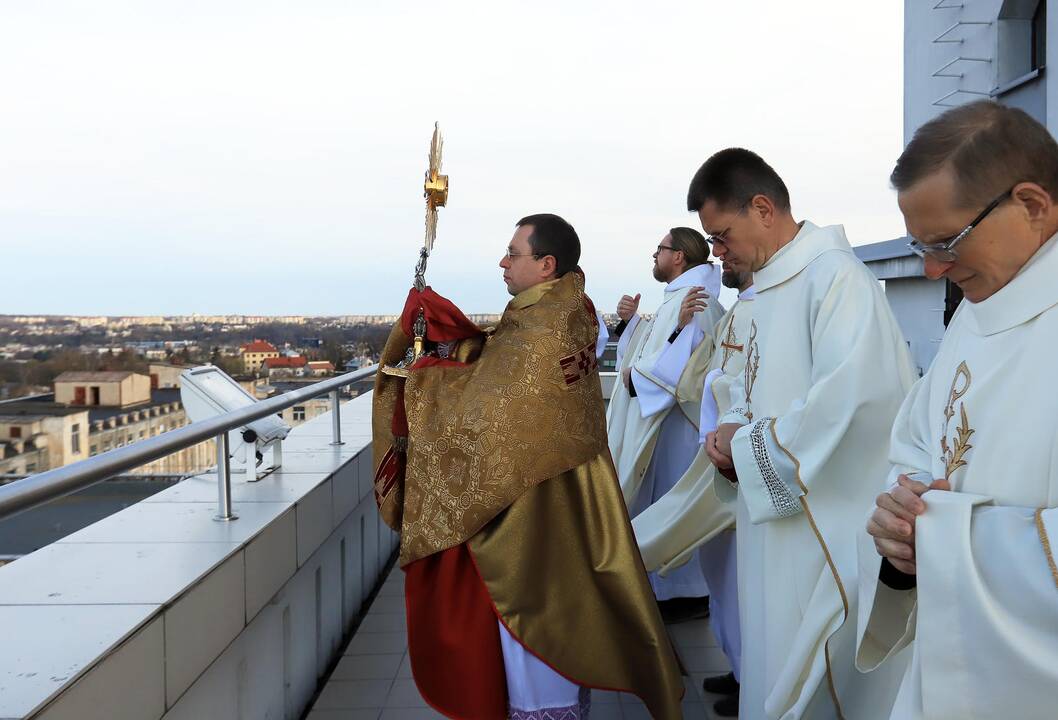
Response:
[240,340,280,373]
[905,0,1052,141]
[0,373,213,478]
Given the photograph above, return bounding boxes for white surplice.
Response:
[856,234,1058,720]
[632,286,756,679]
[607,262,724,599]
[718,222,917,720]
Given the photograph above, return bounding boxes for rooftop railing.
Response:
[0,365,379,526]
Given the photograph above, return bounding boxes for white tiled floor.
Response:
[308,568,733,719]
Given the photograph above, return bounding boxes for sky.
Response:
[1,1,906,317]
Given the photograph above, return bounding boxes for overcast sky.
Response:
[1,1,905,316]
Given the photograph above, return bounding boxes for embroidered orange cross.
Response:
[719,317,742,371]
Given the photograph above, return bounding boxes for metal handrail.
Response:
[0,365,379,524]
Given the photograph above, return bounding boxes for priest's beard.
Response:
[652,263,669,282]
[722,270,747,289]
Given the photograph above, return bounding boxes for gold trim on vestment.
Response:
[770,419,848,720]
[1035,508,1058,592]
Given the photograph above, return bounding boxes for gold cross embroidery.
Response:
[719,316,743,372]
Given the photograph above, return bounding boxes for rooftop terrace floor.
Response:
[308,566,732,720]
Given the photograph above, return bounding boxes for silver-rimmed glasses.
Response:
[907,186,1015,262]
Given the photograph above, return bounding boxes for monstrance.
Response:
[381,123,449,377]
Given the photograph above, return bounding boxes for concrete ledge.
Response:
[0,392,392,720]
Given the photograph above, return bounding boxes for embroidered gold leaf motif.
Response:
[942,361,974,483]
[744,320,760,405]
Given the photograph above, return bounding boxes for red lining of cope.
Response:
[404,545,508,720]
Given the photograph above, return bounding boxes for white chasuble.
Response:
[606,263,724,509]
[856,234,1058,720]
[632,287,755,575]
[718,222,917,720]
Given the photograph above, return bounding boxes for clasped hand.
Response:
[705,422,740,482]
[866,473,951,575]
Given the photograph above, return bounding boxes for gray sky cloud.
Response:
[1,1,904,316]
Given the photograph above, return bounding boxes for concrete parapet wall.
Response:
[0,392,391,720]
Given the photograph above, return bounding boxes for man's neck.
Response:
[758,216,802,269]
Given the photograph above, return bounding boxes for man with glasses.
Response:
[606,227,724,623]
[857,101,1058,719]
[373,213,683,720]
[697,148,917,719]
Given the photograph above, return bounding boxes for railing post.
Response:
[330,390,344,446]
[214,432,238,521]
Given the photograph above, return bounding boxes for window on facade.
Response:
[1033,0,1047,71]
[139,430,145,439]
[90,444,98,456]
[71,423,81,453]
[26,463,36,472]
[10,426,21,439]
[293,406,306,421]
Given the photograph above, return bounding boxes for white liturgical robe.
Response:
[856,233,1058,720]
[633,286,755,680]
[633,287,755,572]
[607,262,724,599]
[718,221,917,720]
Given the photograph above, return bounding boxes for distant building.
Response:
[0,406,88,474]
[305,361,334,376]
[0,372,213,477]
[262,356,307,378]
[240,340,279,374]
[148,363,185,389]
[54,371,151,408]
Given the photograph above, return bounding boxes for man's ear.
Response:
[751,194,777,228]
[541,254,558,278]
[1014,182,1053,230]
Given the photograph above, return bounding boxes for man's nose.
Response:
[923,255,952,280]
[499,255,510,269]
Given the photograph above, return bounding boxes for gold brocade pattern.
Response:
[468,452,684,720]
[398,272,607,565]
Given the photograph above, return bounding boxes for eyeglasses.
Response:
[703,200,750,245]
[704,227,732,245]
[655,244,678,254]
[907,186,1015,262]
[505,249,543,261]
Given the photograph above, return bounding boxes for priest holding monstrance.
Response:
[371,126,682,720]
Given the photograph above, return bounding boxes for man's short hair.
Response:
[686,148,791,213]
[891,100,1058,209]
[516,213,581,276]
[668,227,710,269]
